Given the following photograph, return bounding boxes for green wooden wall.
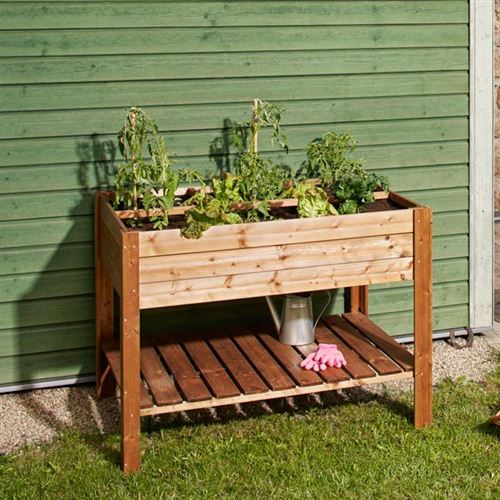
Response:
[0,1,469,387]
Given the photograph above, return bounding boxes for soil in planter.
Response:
[125,197,401,232]
[359,198,400,213]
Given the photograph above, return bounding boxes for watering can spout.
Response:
[265,296,281,334]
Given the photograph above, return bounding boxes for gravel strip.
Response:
[0,335,498,456]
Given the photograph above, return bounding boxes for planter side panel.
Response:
[138,210,413,257]
[138,219,414,308]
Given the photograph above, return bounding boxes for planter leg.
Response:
[96,269,115,399]
[349,286,368,314]
[413,207,433,428]
[95,194,115,399]
[120,233,141,473]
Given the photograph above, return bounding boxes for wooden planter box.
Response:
[95,191,432,473]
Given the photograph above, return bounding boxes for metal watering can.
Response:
[265,292,331,345]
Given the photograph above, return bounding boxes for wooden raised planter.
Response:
[95,191,432,473]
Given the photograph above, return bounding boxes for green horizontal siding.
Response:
[0,0,470,388]
[1,73,469,112]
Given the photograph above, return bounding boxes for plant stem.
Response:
[252,98,259,154]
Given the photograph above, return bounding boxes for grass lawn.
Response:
[1,357,499,499]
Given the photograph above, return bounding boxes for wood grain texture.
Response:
[343,312,414,371]
[139,257,413,309]
[94,193,115,399]
[323,316,402,375]
[139,233,413,283]
[413,207,433,427]
[0,117,468,167]
[139,209,413,257]
[1,95,468,141]
[1,2,468,30]
[140,346,182,406]
[1,73,468,113]
[119,231,141,472]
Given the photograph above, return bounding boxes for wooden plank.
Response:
[389,192,419,209]
[368,281,468,314]
[0,243,94,274]
[140,346,182,406]
[140,370,415,417]
[1,117,469,168]
[413,207,433,427]
[94,193,115,400]
[0,295,94,330]
[0,322,93,358]
[155,341,212,403]
[315,324,376,379]
[181,336,241,399]
[343,312,414,371]
[368,304,468,338]
[349,286,368,314]
[100,220,122,293]
[383,167,468,194]
[294,342,350,383]
[119,231,142,473]
[0,2,468,30]
[0,25,468,58]
[100,194,125,245]
[323,316,402,375]
[103,342,152,410]
[258,333,323,387]
[116,198,298,221]
[1,95,468,141]
[207,337,268,395]
[1,48,468,85]
[139,209,413,257]
[0,142,468,178]
[0,347,95,386]
[139,233,413,283]
[230,328,296,391]
[1,73,468,113]
[139,257,413,309]
[0,217,93,249]
[1,268,94,302]
[0,166,469,205]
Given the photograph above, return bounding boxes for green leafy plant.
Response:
[182,99,292,237]
[114,107,201,229]
[232,99,290,212]
[285,181,338,218]
[181,174,244,239]
[300,131,389,214]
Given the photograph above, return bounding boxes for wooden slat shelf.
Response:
[102,313,414,417]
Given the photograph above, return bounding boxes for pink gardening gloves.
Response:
[300,343,347,372]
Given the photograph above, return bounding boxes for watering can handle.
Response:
[313,291,332,331]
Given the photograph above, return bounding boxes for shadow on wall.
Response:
[11,127,347,445]
[13,134,117,434]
